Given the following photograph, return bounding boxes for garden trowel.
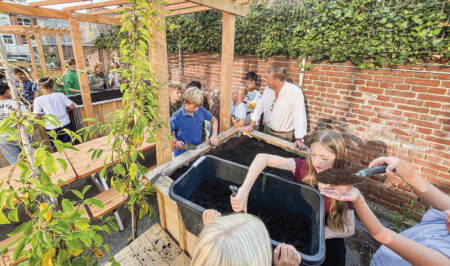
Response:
[316,164,396,185]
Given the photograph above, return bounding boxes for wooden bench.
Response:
[0,231,31,266]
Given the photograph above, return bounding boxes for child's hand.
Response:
[231,118,238,125]
[202,209,221,227]
[209,135,219,146]
[318,183,360,202]
[274,243,301,266]
[175,140,185,149]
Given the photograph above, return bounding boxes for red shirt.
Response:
[293,158,354,214]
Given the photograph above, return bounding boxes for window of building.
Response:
[2,35,14,44]
[21,35,27,44]
[17,17,32,26]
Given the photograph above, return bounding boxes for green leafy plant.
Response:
[0,74,117,265]
[82,0,164,240]
[96,0,449,67]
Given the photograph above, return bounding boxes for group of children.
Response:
[0,73,76,164]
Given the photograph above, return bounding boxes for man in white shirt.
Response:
[245,66,308,150]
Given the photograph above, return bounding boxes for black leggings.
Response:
[46,122,74,151]
[321,238,346,266]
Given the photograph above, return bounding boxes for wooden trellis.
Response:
[0,0,249,167]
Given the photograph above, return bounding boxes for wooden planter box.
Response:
[146,127,309,257]
[72,98,123,130]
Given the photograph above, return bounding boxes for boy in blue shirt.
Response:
[170,87,219,157]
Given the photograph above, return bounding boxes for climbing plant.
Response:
[82,0,163,241]
[95,0,449,67]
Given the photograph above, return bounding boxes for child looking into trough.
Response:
[34,78,75,149]
[169,82,183,117]
[231,129,355,266]
[170,87,219,157]
[231,86,250,127]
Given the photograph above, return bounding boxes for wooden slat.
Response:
[165,6,211,16]
[89,6,129,15]
[25,34,39,80]
[219,12,236,132]
[177,209,187,251]
[69,13,94,122]
[185,0,249,17]
[56,35,66,72]
[165,2,198,11]
[74,12,122,26]
[85,188,127,219]
[149,3,172,166]
[157,191,167,229]
[128,229,170,266]
[103,245,143,266]
[62,0,129,11]
[34,34,48,76]
[29,0,90,7]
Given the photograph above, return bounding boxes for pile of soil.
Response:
[169,136,305,180]
[190,177,313,254]
[316,168,361,185]
[68,89,123,105]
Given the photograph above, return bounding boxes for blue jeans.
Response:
[0,137,21,165]
[46,122,74,151]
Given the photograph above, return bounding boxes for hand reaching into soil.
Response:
[202,209,221,227]
[209,135,219,146]
[318,183,360,202]
[175,140,185,150]
[274,243,301,266]
[294,139,308,150]
[230,188,249,213]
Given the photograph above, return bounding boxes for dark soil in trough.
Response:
[190,177,313,255]
[68,89,123,105]
[170,136,305,181]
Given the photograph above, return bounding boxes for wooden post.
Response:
[56,34,66,72]
[149,4,172,166]
[219,12,236,132]
[34,33,48,76]
[68,11,94,121]
[25,34,39,80]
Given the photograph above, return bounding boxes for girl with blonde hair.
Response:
[231,129,355,266]
[88,63,109,91]
[192,210,301,266]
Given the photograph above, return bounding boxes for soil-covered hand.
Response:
[202,209,221,227]
[294,139,308,150]
[274,243,301,266]
[318,183,360,202]
[209,135,219,146]
[230,188,249,213]
[175,140,185,150]
[243,125,254,132]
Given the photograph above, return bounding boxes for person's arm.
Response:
[231,154,296,213]
[369,157,450,211]
[324,210,355,239]
[321,187,449,265]
[293,90,307,150]
[209,116,219,145]
[234,105,246,127]
[64,75,81,94]
[247,89,267,131]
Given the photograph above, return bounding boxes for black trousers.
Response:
[322,238,346,266]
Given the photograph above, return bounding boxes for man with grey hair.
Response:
[245,66,308,150]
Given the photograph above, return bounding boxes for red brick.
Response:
[417,94,450,103]
[408,118,440,129]
[425,155,444,164]
[375,75,404,83]
[430,109,450,117]
[398,71,415,77]
[433,130,449,138]
[424,101,442,108]
[366,81,379,87]
[355,74,373,80]
[424,135,450,146]
[379,82,395,89]
[354,79,365,85]
[359,86,384,94]
[383,70,399,76]
[394,84,411,90]
[411,86,429,92]
[436,150,450,160]
[416,127,432,134]
[433,74,450,80]
[427,175,450,187]
[397,105,429,114]
[429,87,447,94]
[406,78,440,86]
[414,72,433,78]
[367,100,396,108]
[387,90,416,98]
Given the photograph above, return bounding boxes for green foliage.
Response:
[0,84,115,265]
[83,0,161,239]
[96,0,449,67]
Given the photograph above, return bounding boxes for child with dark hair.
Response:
[14,66,38,103]
[0,81,25,164]
[34,77,75,148]
[244,71,261,112]
[62,58,81,95]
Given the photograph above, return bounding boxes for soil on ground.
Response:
[170,136,305,181]
[68,89,123,105]
[190,177,313,255]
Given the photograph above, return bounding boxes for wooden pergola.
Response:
[0,25,70,79]
[0,0,249,166]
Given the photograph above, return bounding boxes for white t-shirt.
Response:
[0,99,26,138]
[234,102,250,125]
[244,90,261,114]
[33,92,74,129]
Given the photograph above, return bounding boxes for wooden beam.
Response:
[185,0,249,17]
[165,2,198,11]
[68,12,94,121]
[165,6,211,16]
[56,36,66,72]
[29,0,90,7]
[219,12,236,132]
[149,4,172,166]
[63,0,129,11]
[25,34,39,80]
[34,34,48,77]
[88,6,129,15]
[0,2,121,25]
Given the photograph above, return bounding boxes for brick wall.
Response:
[168,52,449,215]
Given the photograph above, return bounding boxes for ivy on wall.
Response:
[95,0,449,67]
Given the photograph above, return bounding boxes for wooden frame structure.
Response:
[0,25,70,79]
[0,0,249,167]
